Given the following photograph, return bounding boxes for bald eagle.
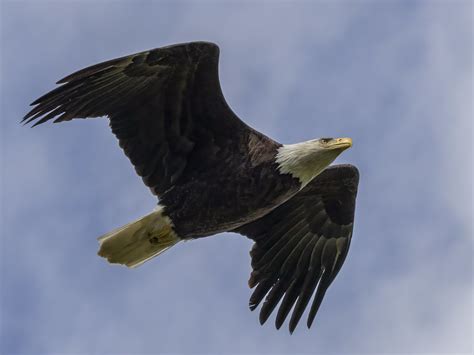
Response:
[23,42,359,333]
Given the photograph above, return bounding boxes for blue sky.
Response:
[1,1,472,353]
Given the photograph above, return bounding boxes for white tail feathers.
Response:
[97,207,180,268]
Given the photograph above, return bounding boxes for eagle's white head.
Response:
[276,137,353,187]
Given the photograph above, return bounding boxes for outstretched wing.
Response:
[235,164,359,333]
[23,41,266,196]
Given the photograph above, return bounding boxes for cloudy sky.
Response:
[1,1,472,354]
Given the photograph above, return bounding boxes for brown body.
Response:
[162,132,300,237]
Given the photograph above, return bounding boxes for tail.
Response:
[97,206,180,268]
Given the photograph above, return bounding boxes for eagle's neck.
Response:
[275,140,340,187]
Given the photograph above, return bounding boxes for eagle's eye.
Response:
[320,138,332,144]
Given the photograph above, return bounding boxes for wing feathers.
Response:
[307,271,332,329]
[57,56,130,84]
[258,231,313,325]
[249,278,275,310]
[276,278,303,330]
[24,42,257,197]
[235,164,359,332]
[251,205,306,268]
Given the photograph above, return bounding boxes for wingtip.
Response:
[248,274,258,288]
[56,72,77,84]
[287,313,299,334]
[21,115,35,127]
[259,309,271,326]
[306,304,319,329]
[288,314,302,334]
[30,97,43,106]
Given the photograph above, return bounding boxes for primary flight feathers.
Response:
[24,41,359,333]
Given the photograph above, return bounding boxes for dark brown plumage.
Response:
[235,165,358,332]
[23,41,359,332]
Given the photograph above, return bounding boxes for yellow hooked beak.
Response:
[329,137,353,150]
